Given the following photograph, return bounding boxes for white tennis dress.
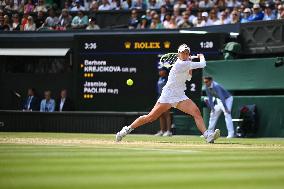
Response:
[157,57,206,106]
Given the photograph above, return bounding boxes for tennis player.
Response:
[116,44,220,143]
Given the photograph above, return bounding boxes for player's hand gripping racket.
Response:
[159,53,198,68]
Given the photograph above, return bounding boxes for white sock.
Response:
[127,126,134,132]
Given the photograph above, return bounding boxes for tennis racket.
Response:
[158,53,199,68]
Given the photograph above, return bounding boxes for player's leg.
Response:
[208,103,222,131]
[156,113,166,136]
[130,103,171,129]
[176,99,220,143]
[222,96,235,138]
[163,110,172,136]
[176,99,206,133]
[116,103,171,141]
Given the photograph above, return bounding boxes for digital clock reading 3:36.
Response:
[84,43,97,50]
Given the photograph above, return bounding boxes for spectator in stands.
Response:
[226,0,241,8]
[215,0,226,8]
[263,3,276,21]
[40,90,55,112]
[121,0,131,10]
[56,89,74,111]
[167,15,177,29]
[173,7,182,24]
[173,0,187,9]
[24,0,35,14]
[128,9,139,29]
[207,9,219,25]
[71,0,86,11]
[203,76,235,138]
[44,8,59,28]
[0,0,6,7]
[137,15,149,29]
[148,0,160,9]
[177,11,193,28]
[201,11,209,26]
[241,0,250,8]
[163,0,173,10]
[24,16,36,30]
[186,8,197,24]
[150,9,157,20]
[22,88,40,111]
[12,13,20,30]
[248,4,264,21]
[192,11,204,27]
[211,5,221,18]
[277,4,284,19]
[218,10,230,24]
[159,5,167,22]
[230,10,239,24]
[110,0,122,10]
[162,13,171,28]
[58,8,72,29]
[20,11,29,30]
[64,1,72,11]
[71,10,88,29]
[187,0,198,10]
[98,0,112,11]
[89,1,99,12]
[150,13,164,29]
[86,16,100,29]
[238,4,245,17]
[144,9,151,24]
[240,8,251,23]
[274,0,282,10]
[131,0,147,10]
[34,0,47,12]
[198,0,214,8]
[0,15,4,31]
[4,0,18,13]
[35,10,46,28]
[3,14,11,30]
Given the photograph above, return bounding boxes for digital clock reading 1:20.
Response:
[200,41,214,49]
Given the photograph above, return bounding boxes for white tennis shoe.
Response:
[116,126,133,142]
[155,130,164,136]
[163,131,172,137]
[205,129,220,143]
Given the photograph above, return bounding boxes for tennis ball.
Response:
[126,79,134,86]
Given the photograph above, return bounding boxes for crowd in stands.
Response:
[0,0,283,31]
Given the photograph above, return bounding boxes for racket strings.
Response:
[159,53,179,68]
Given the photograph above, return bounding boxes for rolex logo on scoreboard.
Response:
[124,41,171,49]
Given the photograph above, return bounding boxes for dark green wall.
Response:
[203,57,284,91]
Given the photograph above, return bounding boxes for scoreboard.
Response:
[74,33,227,111]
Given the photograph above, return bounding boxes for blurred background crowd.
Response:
[0,0,283,31]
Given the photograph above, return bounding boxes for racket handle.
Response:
[191,55,198,59]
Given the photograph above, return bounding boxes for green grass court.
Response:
[0,132,284,189]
